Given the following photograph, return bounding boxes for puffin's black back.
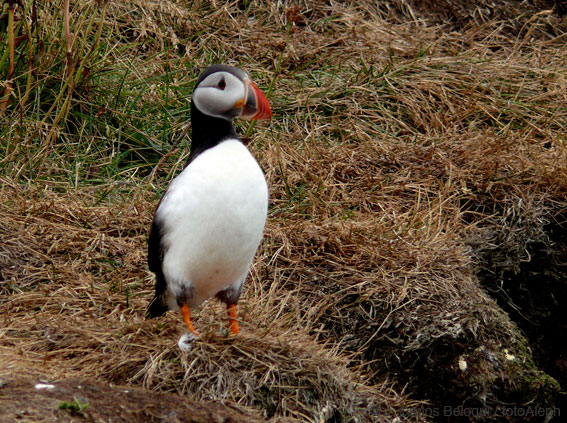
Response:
[146,217,168,317]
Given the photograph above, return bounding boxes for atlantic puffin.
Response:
[146,64,271,337]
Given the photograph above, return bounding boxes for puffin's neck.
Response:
[187,102,238,165]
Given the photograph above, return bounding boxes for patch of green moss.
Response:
[499,336,561,406]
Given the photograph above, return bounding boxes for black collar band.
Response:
[186,101,238,165]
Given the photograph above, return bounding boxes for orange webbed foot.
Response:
[180,303,200,337]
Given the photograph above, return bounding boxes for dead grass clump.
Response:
[128,333,406,422]
[256,134,561,413]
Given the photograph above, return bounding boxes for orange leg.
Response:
[180,303,200,336]
[227,303,240,335]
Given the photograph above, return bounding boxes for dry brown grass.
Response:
[0,178,416,422]
[2,0,567,422]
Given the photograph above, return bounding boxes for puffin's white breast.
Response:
[156,139,268,307]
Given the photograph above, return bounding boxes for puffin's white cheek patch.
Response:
[192,72,245,119]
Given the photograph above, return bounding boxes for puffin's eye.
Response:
[217,78,226,90]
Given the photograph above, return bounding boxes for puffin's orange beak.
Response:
[242,80,271,120]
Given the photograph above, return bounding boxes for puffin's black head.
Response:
[192,64,271,121]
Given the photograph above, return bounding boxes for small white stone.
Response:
[35,383,55,390]
[503,349,515,361]
[458,356,467,371]
[178,332,198,352]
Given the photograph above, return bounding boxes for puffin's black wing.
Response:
[146,218,169,318]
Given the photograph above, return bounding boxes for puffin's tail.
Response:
[146,294,168,318]
[146,270,169,318]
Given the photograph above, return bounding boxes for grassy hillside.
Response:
[1,1,566,422]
